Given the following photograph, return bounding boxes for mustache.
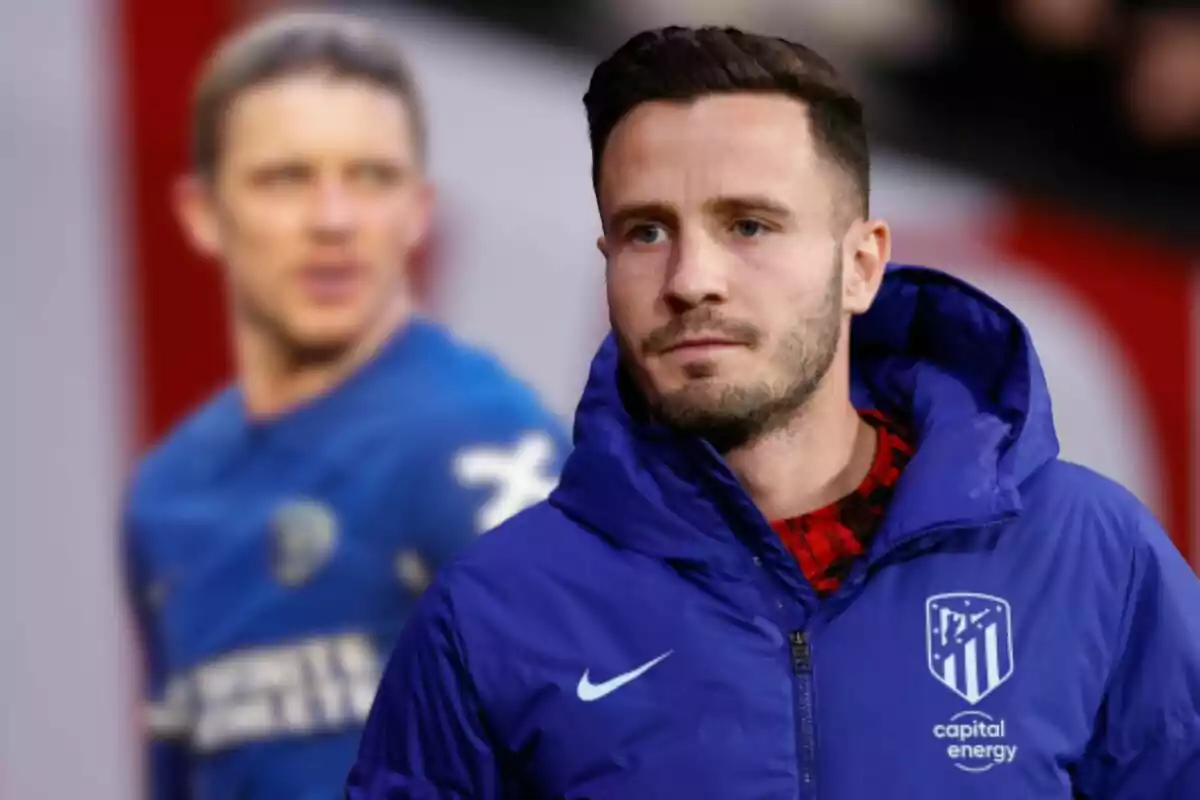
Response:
[642,309,761,355]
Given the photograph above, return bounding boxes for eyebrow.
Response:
[244,155,410,181]
[248,157,312,175]
[605,202,678,234]
[605,195,792,232]
[707,195,792,219]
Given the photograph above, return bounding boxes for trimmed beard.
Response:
[647,258,843,453]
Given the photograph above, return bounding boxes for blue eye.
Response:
[732,219,767,238]
[628,223,668,245]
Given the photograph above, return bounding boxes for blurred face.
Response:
[178,72,430,358]
[598,94,886,447]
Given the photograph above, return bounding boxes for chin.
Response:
[661,378,731,408]
[654,358,741,391]
[645,374,715,415]
[282,311,375,355]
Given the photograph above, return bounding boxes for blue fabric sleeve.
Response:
[345,583,502,799]
[122,509,192,800]
[1074,508,1200,799]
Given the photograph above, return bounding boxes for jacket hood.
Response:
[550,264,1060,569]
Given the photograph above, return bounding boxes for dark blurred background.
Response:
[374,0,1200,246]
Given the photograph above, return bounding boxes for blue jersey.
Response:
[348,266,1200,799]
[122,320,570,800]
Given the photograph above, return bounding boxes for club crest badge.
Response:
[926,593,1014,705]
[395,549,432,595]
[271,499,337,586]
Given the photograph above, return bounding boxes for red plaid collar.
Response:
[770,411,915,596]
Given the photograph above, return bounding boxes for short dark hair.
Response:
[583,26,869,217]
[191,11,425,177]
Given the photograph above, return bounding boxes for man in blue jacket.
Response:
[347,26,1200,799]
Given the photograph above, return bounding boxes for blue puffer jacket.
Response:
[347,265,1200,799]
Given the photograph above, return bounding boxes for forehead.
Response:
[221,73,416,165]
[598,94,828,215]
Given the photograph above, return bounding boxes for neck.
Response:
[235,295,411,420]
[723,370,876,522]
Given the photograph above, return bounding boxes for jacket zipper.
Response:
[789,630,818,800]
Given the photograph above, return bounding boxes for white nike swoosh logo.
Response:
[576,650,673,702]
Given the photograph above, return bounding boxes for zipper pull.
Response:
[789,631,812,674]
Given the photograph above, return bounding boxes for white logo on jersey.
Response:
[454,431,558,533]
[147,633,383,753]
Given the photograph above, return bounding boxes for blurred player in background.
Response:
[120,11,569,799]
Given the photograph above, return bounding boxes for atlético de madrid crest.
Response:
[926,593,1014,705]
[270,499,338,586]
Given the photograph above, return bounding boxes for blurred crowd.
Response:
[603,0,1200,146]
[380,0,1200,245]
[400,0,1200,146]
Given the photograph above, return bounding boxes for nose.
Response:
[309,179,355,241]
[663,228,728,313]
